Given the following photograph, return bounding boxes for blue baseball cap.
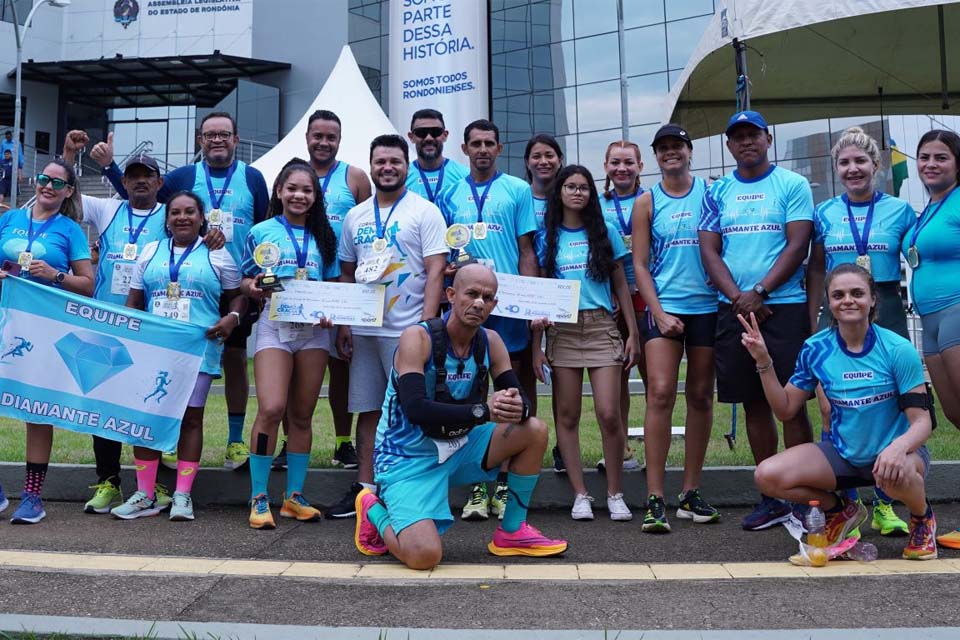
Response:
[725,110,768,135]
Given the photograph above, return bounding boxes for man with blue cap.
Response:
[697,110,815,531]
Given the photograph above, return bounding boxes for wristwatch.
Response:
[752,283,769,299]
[55,271,66,284]
[471,403,489,424]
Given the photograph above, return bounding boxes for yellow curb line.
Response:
[0,550,956,582]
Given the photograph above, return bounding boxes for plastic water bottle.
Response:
[805,500,827,548]
[845,541,878,562]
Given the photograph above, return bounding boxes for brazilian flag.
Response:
[890,138,908,197]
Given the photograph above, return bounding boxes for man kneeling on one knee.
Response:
[353,263,567,569]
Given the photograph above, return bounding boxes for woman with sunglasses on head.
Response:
[524,133,564,231]
[531,165,640,522]
[0,160,94,523]
[600,140,646,473]
[631,125,720,533]
[113,190,245,521]
[806,126,917,537]
[241,159,338,530]
[901,130,960,549]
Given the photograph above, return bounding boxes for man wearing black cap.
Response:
[697,110,814,531]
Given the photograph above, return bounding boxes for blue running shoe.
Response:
[0,484,8,514]
[11,492,46,524]
[742,495,792,531]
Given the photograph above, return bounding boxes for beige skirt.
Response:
[546,308,624,369]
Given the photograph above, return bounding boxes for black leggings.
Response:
[93,435,122,482]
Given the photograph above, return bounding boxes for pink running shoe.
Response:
[354,488,388,556]
[487,522,568,557]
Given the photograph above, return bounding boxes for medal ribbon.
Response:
[168,238,198,283]
[467,173,500,223]
[612,189,639,235]
[319,161,340,198]
[415,159,447,203]
[910,186,957,249]
[374,191,407,240]
[279,216,310,268]
[203,160,238,211]
[25,213,60,252]
[843,193,876,257]
[126,202,159,247]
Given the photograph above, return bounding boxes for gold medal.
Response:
[623,234,633,251]
[166,282,181,300]
[208,208,223,226]
[907,246,920,269]
[372,237,388,253]
[295,267,309,280]
[17,251,32,267]
[122,243,138,261]
[472,222,488,240]
[855,254,871,272]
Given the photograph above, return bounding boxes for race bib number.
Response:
[151,297,191,323]
[355,252,392,284]
[110,261,137,296]
[214,211,235,243]
[278,321,313,343]
[433,436,468,464]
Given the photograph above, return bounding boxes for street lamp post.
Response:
[7,0,70,209]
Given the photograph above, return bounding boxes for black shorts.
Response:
[641,310,717,347]
[219,294,258,349]
[715,302,808,404]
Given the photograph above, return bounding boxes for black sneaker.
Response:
[271,440,288,470]
[332,441,359,469]
[676,489,721,524]
[326,482,363,519]
[641,494,671,533]
[552,446,566,473]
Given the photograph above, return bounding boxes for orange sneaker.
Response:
[823,498,867,546]
[280,492,322,521]
[904,510,937,560]
[935,527,960,549]
[354,488,388,556]
[248,494,275,530]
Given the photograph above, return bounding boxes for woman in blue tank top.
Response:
[632,125,719,532]
[524,133,563,231]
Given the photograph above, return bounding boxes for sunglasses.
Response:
[36,174,71,190]
[412,127,444,139]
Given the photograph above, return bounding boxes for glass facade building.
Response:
[350,0,959,214]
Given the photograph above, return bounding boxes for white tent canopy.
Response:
[664,0,960,139]
[252,46,396,190]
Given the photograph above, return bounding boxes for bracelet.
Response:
[229,310,241,326]
[756,361,774,374]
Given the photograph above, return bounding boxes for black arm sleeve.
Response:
[398,373,487,429]
[494,369,531,422]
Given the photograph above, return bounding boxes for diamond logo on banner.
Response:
[55,331,134,394]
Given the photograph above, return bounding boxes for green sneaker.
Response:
[461,483,489,521]
[160,451,178,470]
[642,494,671,533]
[155,483,172,511]
[83,481,122,514]
[490,483,508,521]
[872,498,909,536]
[224,441,250,470]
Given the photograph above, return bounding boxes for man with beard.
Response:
[97,112,268,473]
[336,134,449,512]
[405,109,468,204]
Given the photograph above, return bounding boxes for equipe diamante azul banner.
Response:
[389,0,490,164]
[0,276,207,451]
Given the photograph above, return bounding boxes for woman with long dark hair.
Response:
[524,133,563,230]
[531,165,639,522]
[240,159,338,529]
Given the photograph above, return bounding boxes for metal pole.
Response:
[616,0,629,141]
[733,37,750,111]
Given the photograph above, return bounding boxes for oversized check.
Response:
[490,273,580,323]
[267,280,386,327]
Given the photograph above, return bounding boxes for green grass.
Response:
[0,383,955,469]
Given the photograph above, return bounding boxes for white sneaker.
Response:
[571,493,594,521]
[607,493,633,521]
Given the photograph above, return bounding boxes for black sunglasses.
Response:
[412,127,444,139]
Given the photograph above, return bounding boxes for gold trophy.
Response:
[446,223,475,267]
[253,241,284,292]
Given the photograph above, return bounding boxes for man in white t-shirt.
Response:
[334,134,449,511]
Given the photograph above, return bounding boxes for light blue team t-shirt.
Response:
[814,192,915,283]
[439,172,537,352]
[532,194,548,231]
[902,189,960,316]
[699,165,814,304]
[319,160,357,243]
[535,221,628,313]
[241,216,340,282]
[600,189,642,286]
[0,208,90,286]
[406,158,469,205]
[649,178,716,315]
[790,325,925,466]
[134,239,239,376]
[191,160,257,265]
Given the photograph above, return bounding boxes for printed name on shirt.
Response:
[842,371,875,381]
[720,223,783,234]
[826,243,889,252]
[831,389,895,408]
[447,371,474,382]
[670,211,693,220]
[735,193,766,202]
